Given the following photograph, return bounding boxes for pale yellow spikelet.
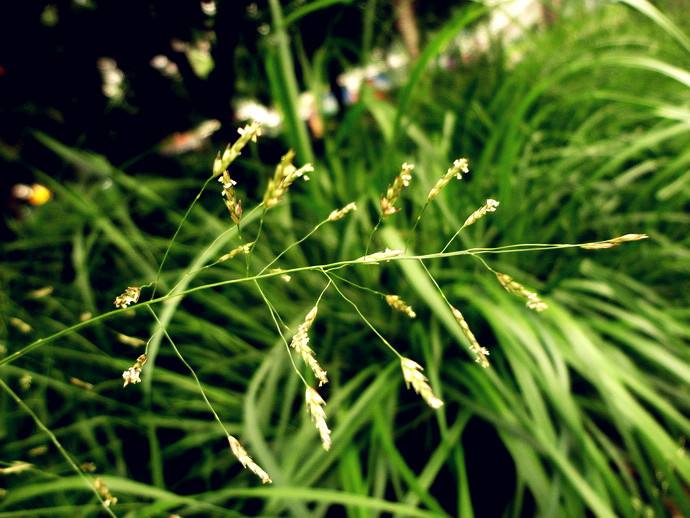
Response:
[385,294,416,318]
[400,358,444,409]
[464,198,499,228]
[290,306,328,386]
[359,248,404,263]
[28,286,54,299]
[9,317,32,334]
[218,242,254,262]
[580,233,648,250]
[228,436,272,484]
[451,306,490,368]
[328,202,357,222]
[263,150,313,208]
[70,377,94,390]
[80,461,97,473]
[0,462,32,475]
[380,162,414,216]
[19,374,32,391]
[305,387,332,450]
[427,158,469,202]
[116,333,146,348]
[495,272,547,312]
[218,169,243,225]
[28,445,48,457]
[94,477,118,508]
[114,286,141,309]
[122,354,147,388]
[213,121,262,176]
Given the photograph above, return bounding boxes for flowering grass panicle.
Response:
[328,201,357,222]
[218,242,254,263]
[218,169,243,225]
[305,387,332,451]
[359,248,404,263]
[400,358,444,409]
[213,121,262,176]
[114,286,141,309]
[263,150,314,209]
[464,198,500,228]
[495,272,548,312]
[451,306,490,368]
[227,436,272,484]
[580,233,649,249]
[381,162,414,216]
[385,294,416,318]
[290,306,328,386]
[427,158,469,202]
[94,477,117,508]
[122,354,147,388]
[116,333,145,348]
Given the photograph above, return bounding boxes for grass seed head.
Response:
[464,198,499,228]
[9,317,32,334]
[380,162,414,216]
[122,354,147,388]
[385,294,416,318]
[263,150,313,208]
[218,170,243,225]
[290,306,328,386]
[228,436,272,484]
[580,233,648,250]
[427,158,469,202]
[359,248,404,263]
[305,387,332,451]
[328,201,357,222]
[214,121,262,175]
[94,477,118,508]
[495,272,547,312]
[218,242,254,262]
[400,358,444,409]
[451,306,490,368]
[114,286,141,309]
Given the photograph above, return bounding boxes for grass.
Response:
[2,0,690,516]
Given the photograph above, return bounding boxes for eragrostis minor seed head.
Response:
[400,358,444,409]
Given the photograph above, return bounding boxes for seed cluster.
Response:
[381,162,414,216]
[495,272,548,312]
[400,358,444,409]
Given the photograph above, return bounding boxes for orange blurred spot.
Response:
[28,183,52,205]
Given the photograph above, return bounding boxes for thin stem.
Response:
[441,223,468,253]
[3,237,637,368]
[364,217,383,255]
[146,307,233,440]
[405,199,431,252]
[0,378,117,518]
[323,271,402,359]
[259,219,328,275]
[150,174,215,300]
[326,272,388,298]
[253,280,308,386]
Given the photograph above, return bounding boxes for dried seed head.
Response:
[9,317,32,334]
[94,477,118,508]
[451,306,490,368]
[228,436,272,484]
[359,248,404,264]
[305,387,332,451]
[427,158,469,202]
[290,306,328,386]
[122,354,147,388]
[464,198,499,228]
[400,358,444,409]
[495,272,547,312]
[328,202,357,222]
[218,242,254,262]
[380,162,414,216]
[263,150,313,208]
[385,294,416,318]
[114,286,141,309]
[117,333,146,348]
[580,233,648,250]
